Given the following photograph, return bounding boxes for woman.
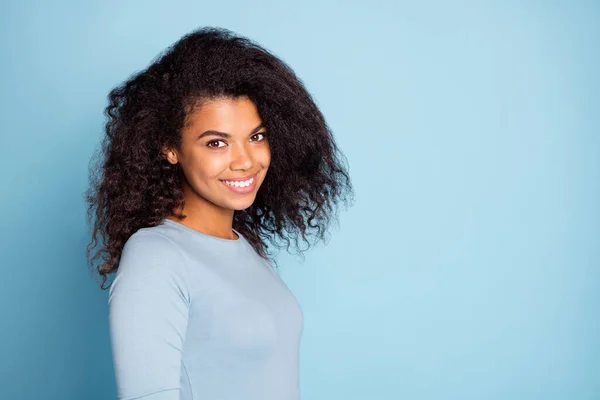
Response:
[85,26,353,400]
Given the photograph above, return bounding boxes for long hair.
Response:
[85,27,354,290]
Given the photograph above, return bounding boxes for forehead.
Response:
[183,96,262,134]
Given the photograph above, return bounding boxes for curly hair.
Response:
[85,26,354,290]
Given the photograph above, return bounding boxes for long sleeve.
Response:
[108,230,191,400]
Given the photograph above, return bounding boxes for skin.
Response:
[161,95,271,240]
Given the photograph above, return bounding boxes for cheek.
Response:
[259,146,271,167]
[187,153,229,180]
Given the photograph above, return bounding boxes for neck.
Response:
[168,186,237,240]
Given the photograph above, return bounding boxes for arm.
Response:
[108,230,190,400]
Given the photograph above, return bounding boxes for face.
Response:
[163,96,271,213]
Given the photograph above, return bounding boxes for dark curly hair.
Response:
[85,26,354,290]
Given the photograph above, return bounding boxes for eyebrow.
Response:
[197,123,266,140]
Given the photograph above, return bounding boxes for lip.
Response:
[219,173,258,194]
[219,173,257,182]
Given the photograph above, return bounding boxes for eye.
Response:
[251,132,267,141]
[207,140,226,148]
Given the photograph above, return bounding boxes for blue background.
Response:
[1,1,598,399]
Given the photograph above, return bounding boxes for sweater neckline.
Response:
[160,218,244,244]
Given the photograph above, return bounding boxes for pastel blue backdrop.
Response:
[1,1,598,399]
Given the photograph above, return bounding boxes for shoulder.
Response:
[119,228,186,273]
[110,228,190,301]
[121,227,181,260]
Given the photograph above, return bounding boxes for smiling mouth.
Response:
[219,173,258,193]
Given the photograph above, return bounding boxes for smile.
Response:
[219,174,257,194]
[223,177,254,187]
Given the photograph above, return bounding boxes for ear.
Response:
[161,145,178,164]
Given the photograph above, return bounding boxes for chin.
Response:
[225,196,258,211]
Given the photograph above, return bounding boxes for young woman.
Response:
[85,26,353,400]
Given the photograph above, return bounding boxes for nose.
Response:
[230,142,253,171]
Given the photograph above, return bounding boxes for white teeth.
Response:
[224,177,253,188]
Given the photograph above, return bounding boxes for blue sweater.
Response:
[108,219,304,399]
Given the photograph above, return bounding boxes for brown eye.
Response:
[207,140,226,148]
[251,132,266,141]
